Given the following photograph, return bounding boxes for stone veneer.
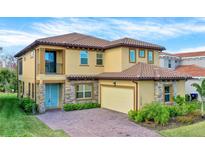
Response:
[65,80,98,104]
[154,81,177,102]
[37,83,46,113]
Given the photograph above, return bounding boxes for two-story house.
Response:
[160,51,205,101]
[15,33,190,113]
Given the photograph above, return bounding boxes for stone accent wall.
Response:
[154,81,177,102]
[37,83,45,113]
[65,80,98,104]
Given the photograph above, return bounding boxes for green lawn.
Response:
[160,121,205,137]
[0,93,67,137]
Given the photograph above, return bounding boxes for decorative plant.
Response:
[192,79,205,118]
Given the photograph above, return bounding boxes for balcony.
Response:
[45,62,63,74]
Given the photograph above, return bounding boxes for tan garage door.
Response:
[101,85,135,114]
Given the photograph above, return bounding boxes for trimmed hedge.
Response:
[19,97,38,114]
[63,103,100,111]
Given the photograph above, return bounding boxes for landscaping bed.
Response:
[128,95,205,131]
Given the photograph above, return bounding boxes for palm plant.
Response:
[192,79,205,118]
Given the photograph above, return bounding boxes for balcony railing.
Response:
[45,62,63,74]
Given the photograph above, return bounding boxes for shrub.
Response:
[166,105,178,117]
[132,103,170,125]
[173,95,186,105]
[128,110,138,120]
[63,102,100,111]
[19,97,37,114]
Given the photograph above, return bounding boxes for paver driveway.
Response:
[37,108,160,137]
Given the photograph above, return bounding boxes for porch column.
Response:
[37,81,45,113]
[39,48,45,74]
[154,81,164,102]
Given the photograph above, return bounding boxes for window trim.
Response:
[138,49,145,58]
[32,83,34,99]
[147,50,154,64]
[28,82,31,97]
[164,85,173,103]
[75,83,93,100]
[168,59,172,68]
[129,48,136,63]
[18,58,23,75]
[96,52,104,66]
[80,50,89,65]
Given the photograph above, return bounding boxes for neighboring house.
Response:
[14,33,189,114]
[160,51,205,101]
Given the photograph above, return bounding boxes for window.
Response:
[28,83,31,97]
[96,52,103,65]
[139,49,145,58]
[76,84,92,99]
[32,83,34,99]
[22,82,24,96]
[80,51,88,65]
[148,51,154,63]
[18,59,23,75]
[45,51,56,73]
[168,59,171,68]
[129,49,136,63]
[164,85,172,102]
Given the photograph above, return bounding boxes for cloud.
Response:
[169,45,205,53]
[0,29,44,47]
[32,17,205,42]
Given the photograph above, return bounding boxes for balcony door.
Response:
[45,51,56,73]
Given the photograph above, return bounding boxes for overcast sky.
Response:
[1,17,205,55]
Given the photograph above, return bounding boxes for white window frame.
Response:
[80,50,89,65]
[76,84,92,99]
[96,52,104,65]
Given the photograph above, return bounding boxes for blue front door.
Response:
[45,84,59,109]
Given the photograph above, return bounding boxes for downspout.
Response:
[132,80,138,111]
[34,49,36,102]
[17,58,19,98]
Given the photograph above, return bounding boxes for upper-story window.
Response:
[18,59,23,75]
[129,49,136,63]
[96,52,103,66]
[148,51,154,64]
[80,50,88,65]
[45,51,56,73]
[139,49,145,58]
[168,59,172,68]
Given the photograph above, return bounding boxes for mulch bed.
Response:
[134,114,205,131]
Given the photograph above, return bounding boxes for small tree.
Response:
[0,68,17,93]
[192,79,205,118]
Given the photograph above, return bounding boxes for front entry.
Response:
[45,84,60,109]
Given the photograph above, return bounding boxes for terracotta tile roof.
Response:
[67,74,98,80]
[175,65,205,77]
[14,33,110,57]
[104,37,166,51]
[97,63,190,80]
[14,33,165,57]
[67,63,191,80]
[173,51,205,57]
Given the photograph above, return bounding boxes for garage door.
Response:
[101,85,135,114]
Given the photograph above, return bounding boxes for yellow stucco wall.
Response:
[104,47,160,72]
[65,48,104,74]
[18,50,35,97]
[137,81,155,109]
[104,47,122,72]
[176,80,185,96]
